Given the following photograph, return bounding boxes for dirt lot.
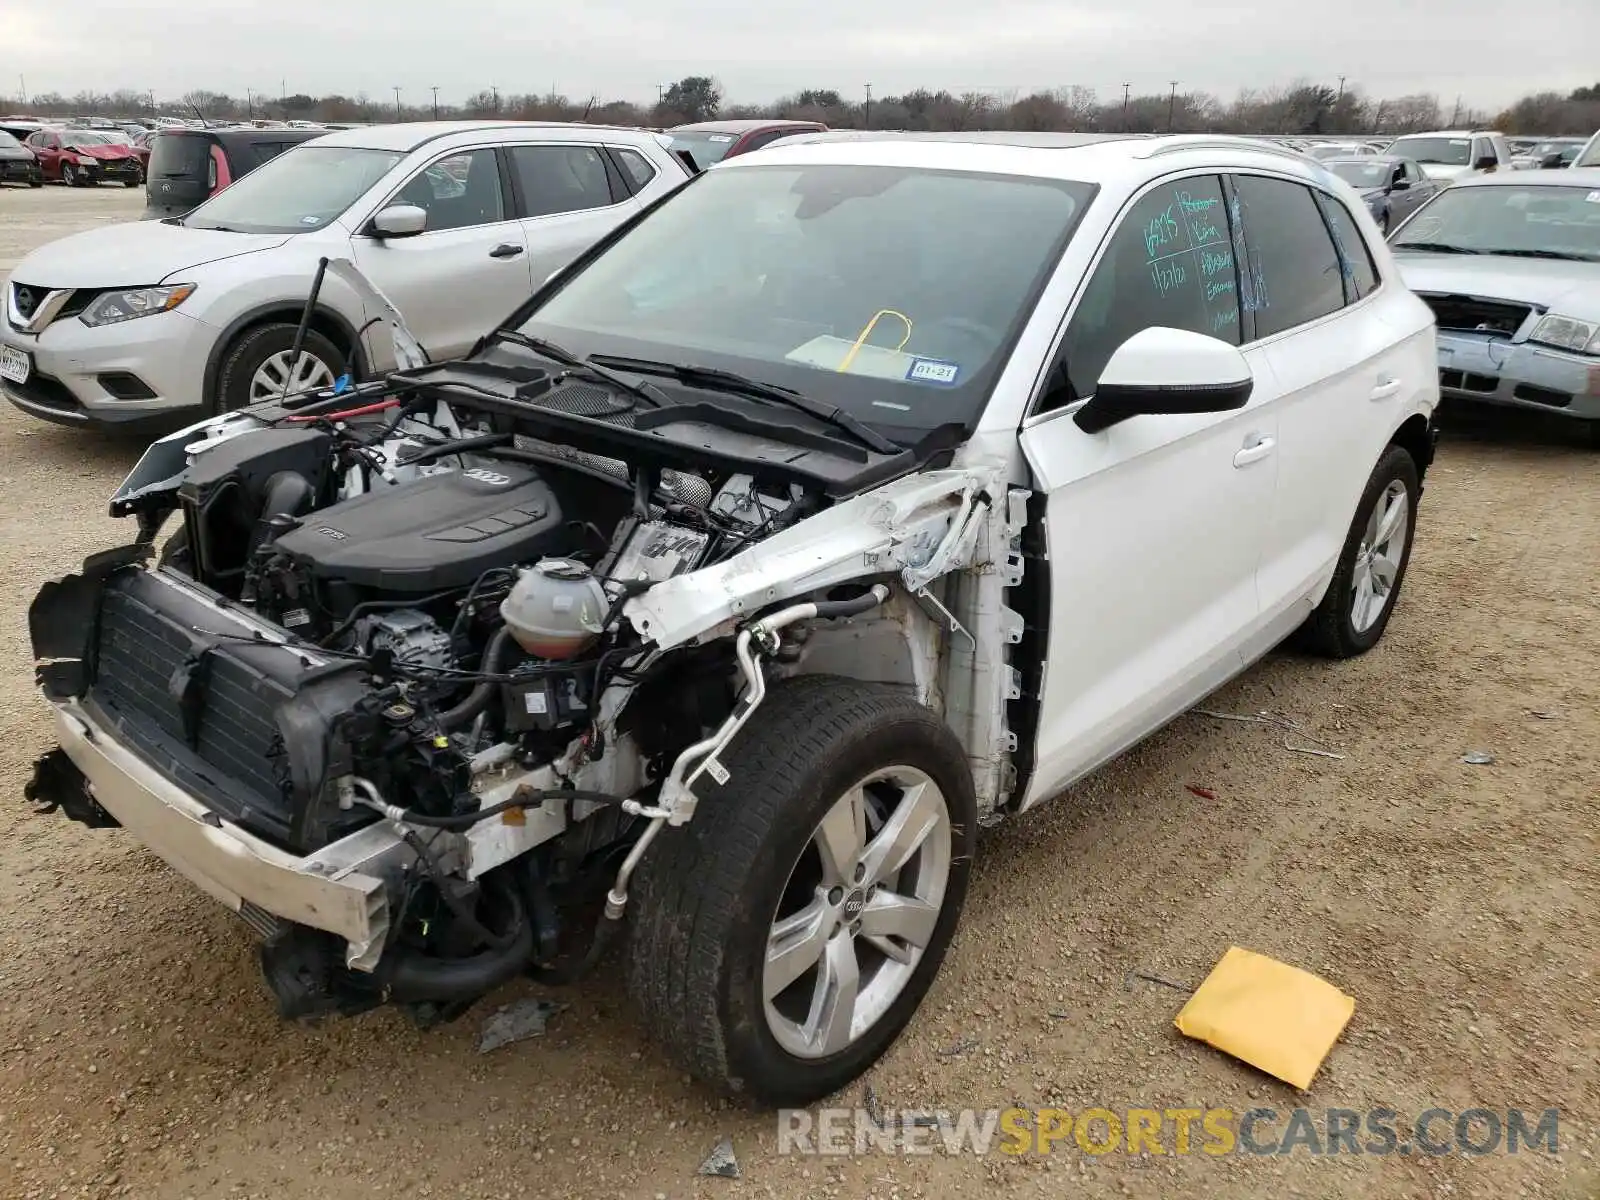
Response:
[0,185,1595,1200]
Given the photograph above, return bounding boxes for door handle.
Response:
[489,243,525,259]
[1370,377,1403,401]
[1233,435,1276,468]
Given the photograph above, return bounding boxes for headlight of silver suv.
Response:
[79,284,196,328]
[1528,314,1600,355]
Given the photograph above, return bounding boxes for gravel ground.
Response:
[1,186,1596,1200]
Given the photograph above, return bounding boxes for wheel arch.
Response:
[201,302,368,410]
[1389,410,1436,485]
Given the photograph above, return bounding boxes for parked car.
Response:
[1322,155,1441,232]
[1383,129,1513,181]
[1389,167,1600,443]
[23,128,143,187]
[1,122,692,426]
[1306,141,1381,160]
[142,126,328,219]
[0,120,44,142]
[1510,137,1587,170]
[0,129,44,186]
[23,130,1437,1108]
[665,119,829,168]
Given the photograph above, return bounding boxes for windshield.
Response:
[181,145,405,234]
[1529,141,1582,163]
[667,131,740,167]
[517,163,1095,434]
[1391,185,1600,261]
[1328,161,1390,188]
[61,132,114,148]
[1388,136,1473,166]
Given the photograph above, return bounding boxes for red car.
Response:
[665,119,829,169]
[23,128,143,187]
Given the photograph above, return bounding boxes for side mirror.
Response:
[1073,327,1253,435]
[367,203,427,238]
[1539,152,1564,169]
[1473,154,1498,171]
[1390,177,1410,191]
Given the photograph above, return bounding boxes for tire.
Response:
[28,179,42,188]
[124,178,140,189]
[626,675,976,1107]
[1297,444,1420,658]
[213,323,346,414]
[61,163,78,187]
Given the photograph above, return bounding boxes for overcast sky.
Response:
[9,0,1598,112]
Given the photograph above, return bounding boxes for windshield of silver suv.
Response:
[1387,136,1473,166]
[517,163,1095,434]
[180,145,405,234]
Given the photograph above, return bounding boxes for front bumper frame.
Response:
[38,699,408,971]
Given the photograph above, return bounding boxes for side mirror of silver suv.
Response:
[368,203,427,239]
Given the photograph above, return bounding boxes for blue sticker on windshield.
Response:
[906,357,961,386]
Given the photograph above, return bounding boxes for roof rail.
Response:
[1139,135,1312,164]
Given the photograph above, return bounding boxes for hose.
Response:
[350,776,618,830]
[434,624,516,730]
[382,876,535,1004]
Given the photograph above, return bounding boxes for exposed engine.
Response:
[93,399,818,1021]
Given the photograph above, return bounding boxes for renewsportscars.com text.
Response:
[777,1106,1560,1158]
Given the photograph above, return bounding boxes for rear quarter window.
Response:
[1313,191,1381,300]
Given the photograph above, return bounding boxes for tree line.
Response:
[8,76,1600,138]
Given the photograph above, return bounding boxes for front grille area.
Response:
[1439,369,1500,393]
[1418,293,1533,336]
[10,282,42,322]
[1512,383,1572,408]
[89,576,298,844]
[3,368,83,415]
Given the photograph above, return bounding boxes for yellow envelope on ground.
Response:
[1174,946,1355,1090]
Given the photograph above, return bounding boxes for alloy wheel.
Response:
[1351,479,1409,633]
[762,766,952,1060]
[247,350,336,404]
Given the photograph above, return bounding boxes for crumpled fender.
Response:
[623,466,1003,650]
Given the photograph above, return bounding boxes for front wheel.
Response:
[61,163,78,187]
[1297,444,1420,657]
[627,676,976,1107]
[123,178,141,189]
[213,323,346,413]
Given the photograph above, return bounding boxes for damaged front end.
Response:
[25,276,1030,1031]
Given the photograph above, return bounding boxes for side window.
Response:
[1047,174,1240,409]
[1314,191,1380,300]
[611,147,657,193]
[1230,175,1347,339]
[392,148,506,233]
[1472,138,1491,165]
[510,145,615,218]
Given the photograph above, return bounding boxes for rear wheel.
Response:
[213,323,345,413]
[123,178,140,189]
[626,676,976,1107]
[1297,445,1420,658]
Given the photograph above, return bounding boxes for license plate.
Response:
[0,345,31,385]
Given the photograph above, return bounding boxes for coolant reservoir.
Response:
[499,558,610,659]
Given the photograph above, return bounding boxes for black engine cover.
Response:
[272,463,565,592]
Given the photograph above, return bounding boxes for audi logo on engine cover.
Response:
[463,468,511,486]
